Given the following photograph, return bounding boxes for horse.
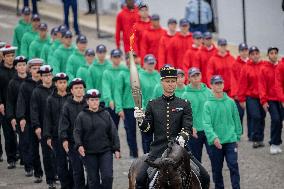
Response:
[128,141,203,189]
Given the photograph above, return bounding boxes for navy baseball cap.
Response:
[144,54,156,64]
[267,47,279,54]
[203,32,212,39]
[179,18,189,26]
[96,44,107,53]
[238,43,248,51]
[22,7,31,15]
[217,38,227,46]
[31,14,40,21]
[150,14,160,21]
[210,75,224,84]
[177,69,185,76]
[39,23,48,31]
[85,48,95,56]
[249,46,259,54]
[188,67,201,77]
[59,25,68,35]
[138,2,148,9]
[50,27,59,35]
[76,35,88,44]
[63,30,73,38]
[168,18,177,25]
[111,49,122,57]
[193,31,203,39]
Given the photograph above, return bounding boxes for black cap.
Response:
[27,58,44,67]
[217,38,227,46]
[53,72,69,82]
[179,18,189,26]
[111,49,122,57]
[267,47,279,54]
[193,31,203,39]
[238,43,248,51]
[249,46,259,54]
[138,2,148,9]
[85,48,95,56]
[160,65,177,80]
[188,67,201,77]
[58,25,68,35]
[167,18,177,25]
[144,54,156,64]
[50,27,59,35]
[203,32,212,39]
[69,78,86,89]
[85,89,101,98]
[39,23,48,31]
[14,56,28,66]
[22,7,31,15]
[76,35,88,44]
[150,14,160,21]
[96,44,107,53]
[31,14,40,21]
[210,75,224,84]
[63,30,73,38]
[125,51,137,59]
[38,65,53,74]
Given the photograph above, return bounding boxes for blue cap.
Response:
[85,48,95,56]
[188,67,201,76]
[217,38,227,46]
[238,43,248,51]
[50,27,59,35]
[96,44,107,53]
[267,47,279,54]
[193,31,203,39]
[22,7,31,15]
[138,2,148,9]
[249,46,259,54]
[111,49,122,57]
[210,75,224,84]
[150,14,160,21]
[203,32,212,39]
[63,30,73,38]
[76,35,88,44]
[144,54,156,64]
[179,18,189,26]
[31,14,40,21]
[39,23,48,30]
[58,25,68,35]
[167,18,177,25]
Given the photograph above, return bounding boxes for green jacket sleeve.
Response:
[12,28,20,56]
[232,101,243,141]
[203,102,218,145]
[20,34,29,58]
[76,67,93,90]
[114,72,124,113]
[52,51,61,74]
[40,45,49,64]
[29,41,36,59]
[66,56,75,82]
[101,71,112,107]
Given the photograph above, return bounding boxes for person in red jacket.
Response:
[276,58,284,107]
[157,18,177,70]
[133,2,151,56]
[238,46,266,148]
[115,0,138,53]
[183,31,203,80]
[194,32,216,85]
[167,18,193,69]
[259,47,283,154]
[140,14,166,68]
[206,38,235,96]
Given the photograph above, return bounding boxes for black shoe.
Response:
[253,142,259,148]
[0,155,3,162]
[84,11,92,15]
[7,162,16,169]
[54,175,59,181]
[48,183,56,189]
[25,170,33,177]
[34,176,43,183]
[258,141,265,147]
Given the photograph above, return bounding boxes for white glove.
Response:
[134,107,145,122]
[177,136,185,148]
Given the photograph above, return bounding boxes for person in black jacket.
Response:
[74,89,120,189]
[30,65,56,189]
[16,58,43,181]
[6,56,28,172]
[0,44,18,169]
[59,78,87,189]
[43,72,73,189]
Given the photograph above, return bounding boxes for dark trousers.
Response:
[123,108,138,157]
[268,101,283,145]
[246,97,266,142]
[210,142,240,189]
[235,100,245,126]
[107,108,120,129]
[189,23,208,33]
[19,124,34,172]
[187,131,212,163]
[87,0,96,11]
[141,132,153,154]
[63,0,80,34]
[31,128,43,177]
[84,151,113,189]
[23,0,38,14]
[53,138,73,189]
[0,116,3,156]
[1,115,17,163]
[68,146,86,189]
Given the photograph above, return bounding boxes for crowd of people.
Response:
[0,0,283,189]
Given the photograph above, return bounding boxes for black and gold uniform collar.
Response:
[162,94,175,101]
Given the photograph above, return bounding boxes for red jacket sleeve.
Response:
[167,39,176,67]
[238,65,248,102]
[140,31,148,64]
[206,57,215,86]
[182,50,190,73]
[157,36,166,70]
[276,63,284,102]
[230,62,239,99]
[115,13,122,49]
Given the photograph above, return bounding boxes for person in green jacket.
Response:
[29,23,50,59]
[12,7,32,56]
[66,35,88,82]
[20,14,40,59]
[139,54,160,154]
[182,67,212,163]
[88,44,111,93]
[175,69,187,98]
[102,49,127,128]
[76,48,94,90]
[51,30,75,74]
[203,75,242,189]
[40,27,59,64]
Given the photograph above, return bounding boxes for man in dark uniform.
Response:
[134,65,210,189]
[30,65,56,189]
[43,73,73,189]
[16,58,43,179]
[0,44,18,169]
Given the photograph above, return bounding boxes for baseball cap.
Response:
[111,49,122,57]
[150,14,160,21]
[31,14,40,21]
[138,2,148,9]
[58,25,68,35]
[76,35,88,44]
[69,78,86,89]
[14,56,28,66]
[179,18,189,26]
[144,54,156,64]
[96,44,107,53]
[267,47,279,54]
[85,89,101,98]
[39,23,48,31]
[238,43,248,51]
[85,48,95,56]
[63,30,73,38]
[249,46,259,54]
[38,65,53,74]
[203,32,212,39]
[167,18,177,25]
[53,72,69,82]
[177,69,185,76]
[50,27,59,36]
[217,38,227,46]
[210,75,224,84]
[193,31,203,39]
[22,7,31,15]
[188,67,201,77]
